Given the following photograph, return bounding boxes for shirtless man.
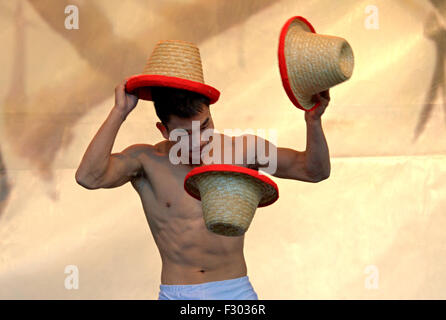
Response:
[75,80,331,299]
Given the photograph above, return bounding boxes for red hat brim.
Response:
[278,16,321,112]
[184,164,279,207]
[125,74,220,104]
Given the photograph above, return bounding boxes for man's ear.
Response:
[156,122,169,140]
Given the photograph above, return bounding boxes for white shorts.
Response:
[158,276,259,300]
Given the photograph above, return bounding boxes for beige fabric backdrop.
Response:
[0,0,445,299]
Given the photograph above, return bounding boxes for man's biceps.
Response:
[277,148,305,163]
[276,148,305,171]
[110,152,138,174]
[92,157,127,189]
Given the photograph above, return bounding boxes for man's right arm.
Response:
[75,80,141,189]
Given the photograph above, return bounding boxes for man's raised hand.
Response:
[305,89,330,121]
[114,79,139,120]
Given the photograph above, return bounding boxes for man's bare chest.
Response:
[130,155,202,215]
[130,141,258,217]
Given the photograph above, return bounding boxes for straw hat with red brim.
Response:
[278,16,354,111]
[184,164,279,237]
[125,39,220,104]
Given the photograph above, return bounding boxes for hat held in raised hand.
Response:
[125,39,220,104]
[278,16,354,111]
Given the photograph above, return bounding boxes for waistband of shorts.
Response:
[160,275,250,291]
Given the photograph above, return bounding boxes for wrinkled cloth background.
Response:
[0,0,445,299]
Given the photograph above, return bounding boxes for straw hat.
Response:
[125,40,220,104]
[184,164,279,237]
[278,16,354,111]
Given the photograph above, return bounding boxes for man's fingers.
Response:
[115,82,124,93]
[320,90,330,100]
[122,78,128,89]
[311,93,321,103]
[116,79,127,90]
[311,90,330,102]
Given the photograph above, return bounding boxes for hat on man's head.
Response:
[278,16,354,111]
[184,164,279,237]
[125,40,220,104]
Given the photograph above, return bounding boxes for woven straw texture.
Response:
[188,171,275,236]
[285,19,354,109]
[143,40,205,83]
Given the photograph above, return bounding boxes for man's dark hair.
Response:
[150,86,210,129]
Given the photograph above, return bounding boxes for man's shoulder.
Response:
[126,140,177,158]
[122,143,157,159]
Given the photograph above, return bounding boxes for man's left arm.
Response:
[253,90,331,182]
[302,90,331,180]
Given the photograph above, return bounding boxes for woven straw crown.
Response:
[144,40,205,83]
